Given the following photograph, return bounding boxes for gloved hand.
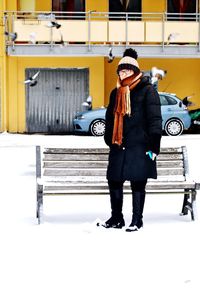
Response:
[146,151,157,161]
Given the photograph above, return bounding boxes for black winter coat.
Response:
[104,76,162,182]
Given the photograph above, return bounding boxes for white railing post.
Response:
[11,12,15,51]
[50,13,54,49]
[125,12,128,47]
[162,12,165,51]
[87,10,94,52]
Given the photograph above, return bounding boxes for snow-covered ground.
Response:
[0,132,200,299]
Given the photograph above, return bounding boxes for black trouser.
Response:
[108,180,147,222]
[130,180,147,227]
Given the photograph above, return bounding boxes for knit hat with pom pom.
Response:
[117,48,140,74]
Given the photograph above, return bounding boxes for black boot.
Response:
[126,191,145,232]
[103,187,125,229]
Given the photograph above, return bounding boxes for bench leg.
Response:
[190,190,196,221]
[181,190,189,216]
[180,189,196,221]
[36,184,43,224]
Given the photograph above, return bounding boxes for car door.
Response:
[159,94,178,128]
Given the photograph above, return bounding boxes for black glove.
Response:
[149,134,161,155]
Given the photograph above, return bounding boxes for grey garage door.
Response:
[26,68,89,133]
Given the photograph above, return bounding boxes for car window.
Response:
[159,95,168,105]
[165,96,177,105]
[159,95,177,106]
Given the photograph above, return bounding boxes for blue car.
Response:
[73,92,191,136]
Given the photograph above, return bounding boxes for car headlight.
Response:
[75,114,85,120]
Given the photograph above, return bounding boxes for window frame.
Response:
[52,0,86,19]
[166,0,199,21]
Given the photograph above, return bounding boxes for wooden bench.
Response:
[36,146,199,224]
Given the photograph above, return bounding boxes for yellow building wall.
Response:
[18,0,35,11]
[0,11,4,57]
[35,0,51,11]
[104,58,119,104]
[7,56,104,132]
[141,58,200,108]
[105,58,200,109]
[0,0,6,14]
[0,0,6,131]
[7,57,18,132]
[0,58,3,131]
[142,0,166,13]
[0,56,6,132]
[7,0,51,11]
[86,0,108,12]
[5,0,17,10]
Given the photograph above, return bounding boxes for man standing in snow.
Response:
[102,48,162,231]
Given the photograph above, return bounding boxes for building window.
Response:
[167,0,198,21]
[52,0,85,19]
[109,0,141,20]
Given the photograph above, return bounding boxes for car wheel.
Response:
[165,119,184,136]
[90,119,105,136]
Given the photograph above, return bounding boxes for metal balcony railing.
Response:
[3,11,200,53]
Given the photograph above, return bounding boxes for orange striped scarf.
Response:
[112,72,142,146]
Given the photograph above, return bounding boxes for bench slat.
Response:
[43,160,183,168]
[43,153,183,161]
[43,167,184,176]
[43,147,183,154]
[38,174,186,183]
[42,180,196,193]
[43,161,108,168]
[43,153,109,161]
